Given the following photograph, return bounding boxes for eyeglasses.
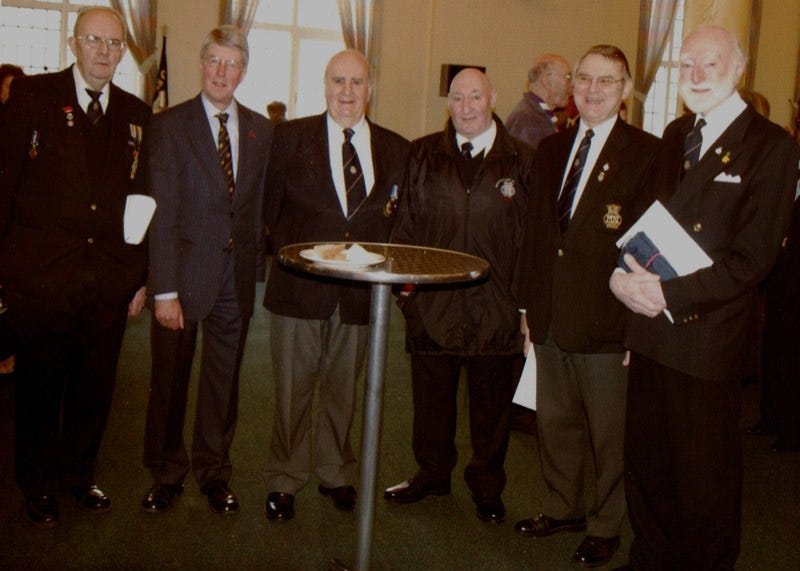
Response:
[573,74,625,88]
[203,55,245,71]
[75,35,125,52]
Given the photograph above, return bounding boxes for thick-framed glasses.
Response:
[203,55,245,71]
[75,34,125,52]
[573,74,625,88]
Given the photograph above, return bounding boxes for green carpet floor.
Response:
[0,282,798,570]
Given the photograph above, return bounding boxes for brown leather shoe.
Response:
[514,513,587,537]
[571,535,621,568]
[201,480,239,514]
[318,485,357,511]
[71,485,111,513]
[383,475,450,503]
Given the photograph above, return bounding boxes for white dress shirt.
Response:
[202,95,240,180]
[73,65,109,115]
[327,114,374,216]
[560,115,618,216]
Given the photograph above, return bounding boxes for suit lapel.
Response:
[670,108,754,211]
[568,122,628,230]
[54,69,89,184]
[187,96,227,192]
[235,102,252,204]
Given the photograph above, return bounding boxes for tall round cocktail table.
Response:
[278,242,489,570]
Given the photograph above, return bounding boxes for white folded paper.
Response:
[616,200,712,277]
[512,347,536,410]
[123,194,157,245]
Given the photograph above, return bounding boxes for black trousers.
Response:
[410,353,515,501]
[10,276,128,496]
[625,353,742,571]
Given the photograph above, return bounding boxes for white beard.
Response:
[679,73,738,115]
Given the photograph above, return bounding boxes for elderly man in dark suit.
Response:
[262,50,409,521]
[0,7,150,528]
[514,45,659,569]
[141,25,272,515]
[610,26,799,570]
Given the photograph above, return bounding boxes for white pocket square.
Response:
[714,172,742,183]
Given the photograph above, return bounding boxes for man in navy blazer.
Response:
[514,45,659,569]
[611,26,799,569]
[141,25,272,515]
[262,50,409,521]
[0,7,150,528]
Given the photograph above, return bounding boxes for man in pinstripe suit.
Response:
[141,25,272,515]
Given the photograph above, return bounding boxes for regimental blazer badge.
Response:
[496,178,516,201]
[603,203,622,230]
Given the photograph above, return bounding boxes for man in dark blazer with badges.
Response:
[262,50,409,521]
[141,25,272,515]
[0,7,150,527]
[514,45,659,569]
[610,27,799,570]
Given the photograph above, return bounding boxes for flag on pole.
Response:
[152,34,168,113]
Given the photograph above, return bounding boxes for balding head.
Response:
[448,68,497,139]
[528,53,572,109]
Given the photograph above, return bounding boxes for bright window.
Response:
[642,0,685,136]
[0,0,144,99]
[237,0,348,120]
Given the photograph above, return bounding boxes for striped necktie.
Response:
[343,128,367,219]
[217,113,234,197]
[682,118,706,176]
[557,129,594,233]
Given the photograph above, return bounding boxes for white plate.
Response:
[299,248,385,268]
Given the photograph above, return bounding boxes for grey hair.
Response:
[200,25,249,67]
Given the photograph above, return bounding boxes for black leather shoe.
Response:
[25,495,59,528]
[745,419,777,435]
[318,485,357,511]
[514,514,587,537]
[141,484,184,513]
[266,492,295,521]
[383,475,451,503]
[71,485,111,513]
[571,535,620,568]
[476,498,505,524]
[201,480,239,514]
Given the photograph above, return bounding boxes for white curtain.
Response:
[110,0,158,102]
[220,0,261,35]
[338,0,379,110]
[631,0,680,128]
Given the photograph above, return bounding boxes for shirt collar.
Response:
[73,64,109,113]
[695,91,747,129]
[201,94,238,125]
[327,113,368,140]
[455,118,498,157]
[577,113,617,141]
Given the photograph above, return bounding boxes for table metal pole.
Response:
[354,282,392,570]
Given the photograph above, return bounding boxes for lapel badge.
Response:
[603,203,622,230]
[597,162,610,182]
[714,146,732,164]
[383,184,400,218]
[63,106,74,127]
[496,178,516,201]
[248,130,256,139]
[28,130,40,159]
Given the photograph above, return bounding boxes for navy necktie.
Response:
[557,129,594,233]
[343,128,367,219]
[682,118,706,176]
